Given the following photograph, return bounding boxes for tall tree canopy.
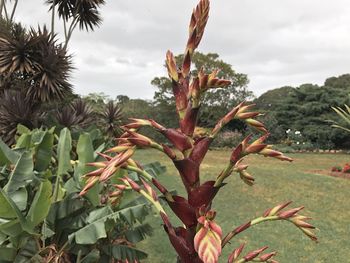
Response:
[255,74,350,148]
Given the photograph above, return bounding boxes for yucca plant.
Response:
[55,98,93,129]
[80,1,317,262]
[0,23,73,102]
[98,101,124,138]
[0,90,44,145]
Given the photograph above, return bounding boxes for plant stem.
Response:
[53,175,61,202]
[221,216,279,248]
[0,0,5,18]
[63,18,68,42]
[3,2,9,21]
[9,0,18,22]
[64,17,78,49]
[51,0,56,37]
[124,165,153,181]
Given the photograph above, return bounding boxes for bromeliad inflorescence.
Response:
[80,1,317,262]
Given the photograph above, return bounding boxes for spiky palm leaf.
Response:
[46,0,105,31]
[27,27,73,101]
[0,90,43,145]
[55,98,93,129]
[0,23,73,102]
[99,101,123,138]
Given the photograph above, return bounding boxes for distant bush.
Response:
[211,130,243,148]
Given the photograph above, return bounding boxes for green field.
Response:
[133,149,350,263]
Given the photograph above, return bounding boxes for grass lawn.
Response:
[134,149,350,263]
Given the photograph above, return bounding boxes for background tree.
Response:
[46,0,105,47]
[152,52,253,128]
[255,74,350,149]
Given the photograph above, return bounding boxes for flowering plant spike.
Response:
[80,1,317,262]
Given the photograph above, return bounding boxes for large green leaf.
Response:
[103,244,147,261]
[26,180,52,229]
[80,249,100,263]
[15,134,32,150]
[0,189,27,232]
[8,188,27,211]
[4,152,34,194]
[47,194,85,222]
[125,224,153,243]
[0,247,16,261]
[68,204,149,245]
[76,133,99,206]
[34,132,54,172]
[0,219,21,236]
[0,191,16,219]
[57,128,72,176]
[0,140,19,166]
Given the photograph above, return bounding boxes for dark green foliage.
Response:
[255,74,350,149]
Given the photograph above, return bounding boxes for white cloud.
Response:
[13,0,350,99]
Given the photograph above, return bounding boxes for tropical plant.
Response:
[0,127,163,262]
[331,105,350,133]
[98,101,123,138]
[80,1,317,263]
[0,90,44,145]
[0,19,73,145]
[46,0,105,47]
[55,98,93,129]
[0,22,73,102]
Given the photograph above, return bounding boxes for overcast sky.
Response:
[13,0,350,100]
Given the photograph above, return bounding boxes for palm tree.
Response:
[45,0,105,47]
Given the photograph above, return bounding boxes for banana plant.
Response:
[80,1,317,263]
[0,126,163,262]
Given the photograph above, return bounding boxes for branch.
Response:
[222,215,279,248]
[3,2,9,21]
[9,0,18,22]
[222,202,317,248]
[0,0,5,18]
[50,0,56,36]
[64,17,78,49]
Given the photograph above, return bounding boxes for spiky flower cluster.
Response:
[80,1,317,262]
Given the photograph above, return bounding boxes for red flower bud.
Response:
[166,50,179,81]
[228,243,245,263]
[244,246,268,261]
